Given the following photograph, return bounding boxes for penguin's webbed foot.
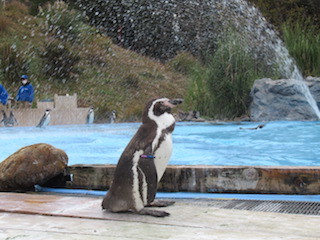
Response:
[138,208,170,217]
[147,200,175,208]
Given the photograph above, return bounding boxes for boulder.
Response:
[176,110,205,122]
[249,78,320,121]
[0,143,68,191]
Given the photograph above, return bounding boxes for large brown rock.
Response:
[0,143,68,191]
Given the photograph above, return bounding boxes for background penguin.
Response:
[1,110,17,127]
[240,124,266,130]
[102,97,183,217]
[0,110,8,126]
[7,111,18,127]
[86,107,94,124]
[37,109,51,128]
[108,110,116,123]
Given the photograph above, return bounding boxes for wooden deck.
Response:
[0,192,319,239]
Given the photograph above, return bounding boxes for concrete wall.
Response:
[1,94,90,127]
[64,165,320,194]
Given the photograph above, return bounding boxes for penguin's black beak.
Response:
[161,98,183,110]
[169,99,184,106]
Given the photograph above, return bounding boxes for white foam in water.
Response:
[0,122,319,166]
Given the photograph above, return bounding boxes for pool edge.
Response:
[44,165,320,195]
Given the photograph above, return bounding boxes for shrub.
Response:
[0,15,12,33]
[4,1,29,15]
[41,40,80,82]
[123,73,140,89]
[168,52,199,74]
[38,1,89,43]
[0,44,29,85]
[28,0,55,15]
[248,0,320,30]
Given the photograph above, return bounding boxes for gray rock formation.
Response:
[176,110,205,122]
[0,143,68,191]
[249,77,320,121]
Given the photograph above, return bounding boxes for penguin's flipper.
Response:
[138,157,158,204]
[146,200,175,208]
[36,116,45,128]
[138,208,170,217]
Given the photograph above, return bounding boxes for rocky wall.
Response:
[250,77,320,121]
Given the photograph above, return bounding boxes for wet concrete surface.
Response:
[0,192,319,240]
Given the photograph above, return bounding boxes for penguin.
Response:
[102,97,183,217]
[86,107,94,124]
[0,110,8,127]
[7,111,18,127]
[239,124,266,130]
[108,110,116,124]
[1,110,17,127]
[37,109,51,128]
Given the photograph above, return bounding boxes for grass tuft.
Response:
[282,19,320,76]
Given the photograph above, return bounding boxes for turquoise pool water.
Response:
[0,121,319,166]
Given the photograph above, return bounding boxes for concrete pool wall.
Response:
[59,164,320,194]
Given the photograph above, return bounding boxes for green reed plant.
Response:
[188,33,280,119]
[282,20,320,76]
[186,64,212,116]
[206,42,260,119]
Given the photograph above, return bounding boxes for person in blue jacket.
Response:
[16,75,34,108]
[0,83,8,110]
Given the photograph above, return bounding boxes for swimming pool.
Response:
[0,121,319,166]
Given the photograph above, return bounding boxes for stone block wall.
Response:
[1,94,90,127]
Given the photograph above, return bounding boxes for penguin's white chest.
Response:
[88,113,94,124]
[154,133,173,181]
[42,115,50,127]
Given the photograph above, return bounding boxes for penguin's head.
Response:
[143,98,183,124]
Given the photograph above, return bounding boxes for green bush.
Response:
[41,40,80,82]
[4,1,29,15]
[38,1,90,43]
[282,20,320,76]
[168,52,199,74]
[0,15,12,33]
[248,0,320,30]
[188,33,280,119]
[0,44,29,84]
